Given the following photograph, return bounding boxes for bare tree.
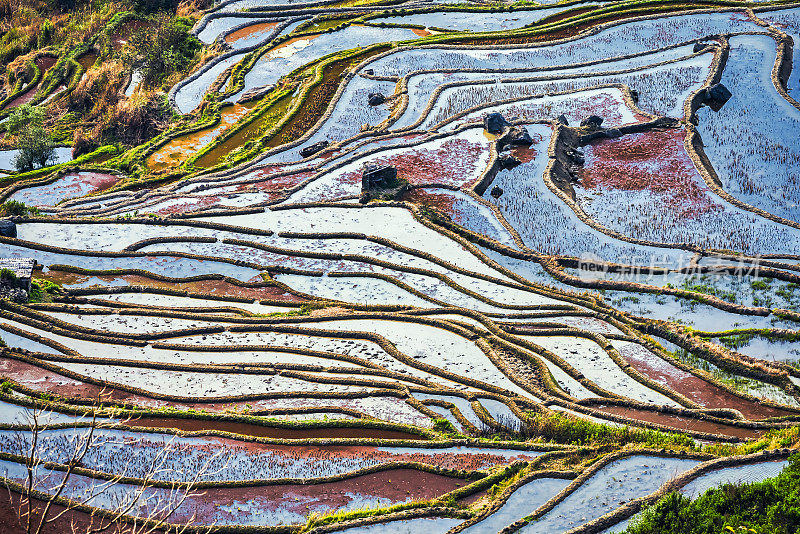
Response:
[2,393,228,534]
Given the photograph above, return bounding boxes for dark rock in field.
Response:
[368,92,386,106]
[556,114,569,125]
[490,185,503,198]
[484,112,509,134]
[702,83,732,112]
[496,126,533,152]
[0,220,16,238]
[551,160,578,199]
[238,84,275,104]
[362,164,397,190]
[578,116,680,144]
[300,140,329,158]
[566,147,584,165]
[693,41,714,53]
[359,163,407,204]
[498,151,521,169]
[0,257,34,302]
[580,115,604,129]
[505,126,533,146]
[363,68,374,76]
[0,286,27,303]
[651,116,681,128]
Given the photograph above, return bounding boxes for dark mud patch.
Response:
[225,21,279,44]
[0,356,164,406]
[618,344,795,420]
[596,405,761,440]
[173,468,467,524]
[41,270,307,302]
[77,52,98,72]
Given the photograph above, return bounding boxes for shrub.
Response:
[627,454,800,534]
[68,61,127,116]
[4,104,44,135]
[0,200,37,216]
[121,14,200,89]
[72,128,99,158]
[0,28,30,67]
[12,130,55,171]
[103,92,172,146]
[28,279,62,303]
[7,104,55,172]
[751,280,769,291]
[38,20,54,47]
[432,417,457,434]
[530,410,694,448]
[133,0,181,14]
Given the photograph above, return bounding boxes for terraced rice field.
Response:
[2,0,800,532]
